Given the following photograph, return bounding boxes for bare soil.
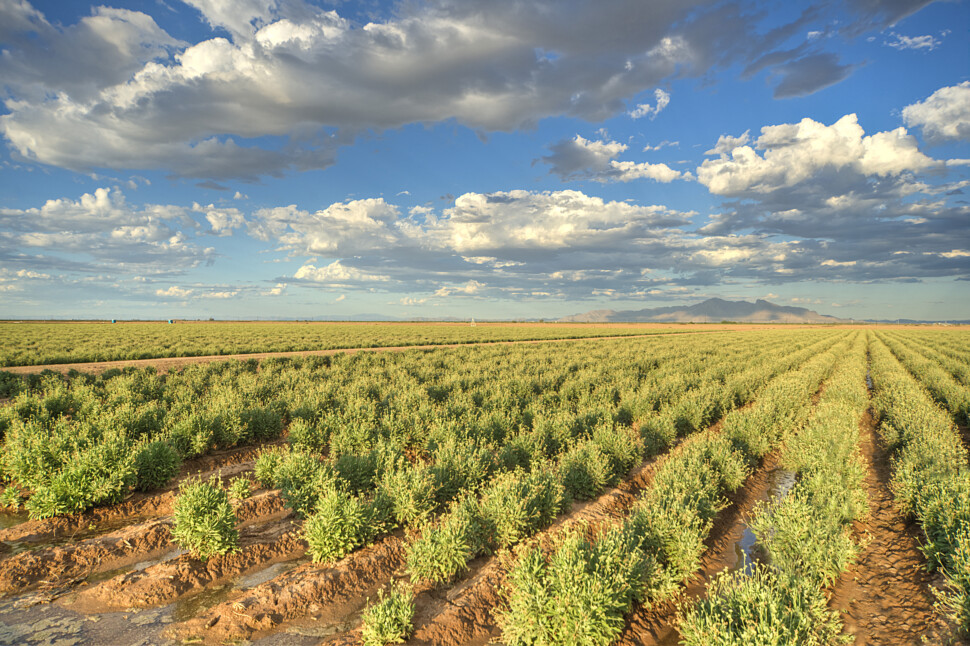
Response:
[828,411,963,645]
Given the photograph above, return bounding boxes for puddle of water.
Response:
[729,468,796,577]
[82,548,188,586]
[866,370,873,391]
[0,509,28,530]
[172,582,237,623]
[236,557,308,589]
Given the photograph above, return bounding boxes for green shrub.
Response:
[500,525,649,646]
[679,565,845,646]
[227,476,252,501]
[360,582,415,646]
[557,443,610,502]
[378,462,439,526]
[133,440,181,491]
[304,487,392,563]
[405,496,486,584]
[171,476,239,560]
[254,445,290,488]
[479,467,563,550]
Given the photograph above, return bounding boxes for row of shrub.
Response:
[0,329,837,519]
[397,333,849,587]
[885,330,970,387]
[679,332,869,644]
[496,333,853,645]
[0,321,673,367]
[869,335,970,634]
[877,331,970,425]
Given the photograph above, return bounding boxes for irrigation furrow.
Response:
[827,411,948,645]
[71,520,303,611]
[0,490,285,595]
[617,449,792,645]
[169,532,407,643]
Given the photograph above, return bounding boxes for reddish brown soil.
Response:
[2,328,759,376]
[0,490,284,596]
[0,519,173,595]
[72,519,303,611]
[169,533,407,643]
[828,411,960,645]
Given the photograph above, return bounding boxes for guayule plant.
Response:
[171,476,239,560]
[360,582,415,646]
[133,440,181,491]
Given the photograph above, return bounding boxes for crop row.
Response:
[869,334,970,633]
[0,330,840,519]
[244,331,843,571]
[496,332,853,645]
[0,321,685,368]
[875,331,970,426]
[882,330,970,387]
[680,331,869,644]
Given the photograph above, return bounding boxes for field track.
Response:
[828,411,950,645]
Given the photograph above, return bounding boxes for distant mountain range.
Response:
[558,298,847,324]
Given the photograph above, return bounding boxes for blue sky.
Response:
[0,0,968,321]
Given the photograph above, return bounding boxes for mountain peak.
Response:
[559,298,844,324]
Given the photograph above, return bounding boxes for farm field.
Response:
[0,327,967,645]
[0,321,734,369]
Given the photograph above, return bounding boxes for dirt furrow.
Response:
[71,519,304,611]
[617,450,788,645]
[169,533,406,644]
[828,410,952,645]
[0,490,285,595]
[0,519,173,595]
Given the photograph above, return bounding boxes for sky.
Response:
[0,0,968,321]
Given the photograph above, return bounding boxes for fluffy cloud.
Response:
[903,82,970,143]
[698,114,935,196]
[630,89,670,119]
[541,135,687,183]
[293,261,390,284]
[695,113,967,284]
[251,198,404,255]
[194,204,246,236]
[156,285,193,298]
[0,187,214,276]
[0,0,866,178]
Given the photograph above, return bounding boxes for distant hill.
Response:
[559,298,846,324]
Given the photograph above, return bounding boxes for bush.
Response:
[227,476,252,501]
[679,565,845,646]
[360,582,414,646]
[500,525,649,646]
[304,487,392,563]
[254,445,289,488]
[133,440,181,491]
[405,495,486,584]
[171,476,239,560]
[378,462,439,526]
[479,467,563,550]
